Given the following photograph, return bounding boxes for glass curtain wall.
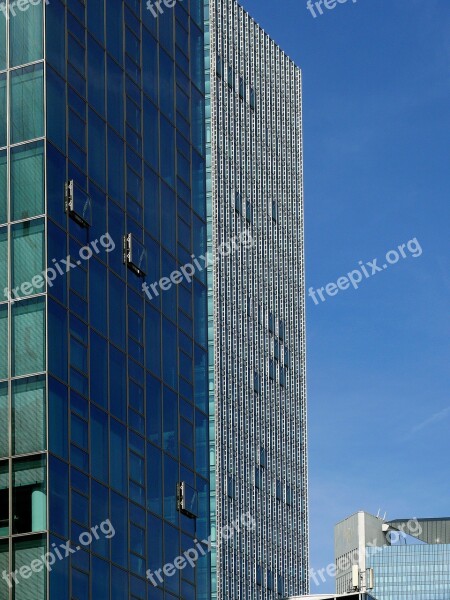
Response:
[44,0,211,599]
[0,0,47,598]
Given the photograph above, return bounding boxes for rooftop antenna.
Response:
[376,509,381,519]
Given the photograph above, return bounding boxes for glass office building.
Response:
[367,542,450,600]
[0,0,211,599]
[336,512,450,599]
[207,1,309,598]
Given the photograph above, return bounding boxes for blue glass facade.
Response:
[367,544,450,600]
[0,0,211,599]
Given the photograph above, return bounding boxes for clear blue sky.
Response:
[239,0,450,593]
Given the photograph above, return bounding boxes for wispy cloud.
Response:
[410,406,450,435]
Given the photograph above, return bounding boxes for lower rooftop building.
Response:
[335,511,450,600]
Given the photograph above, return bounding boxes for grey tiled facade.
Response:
[207,1,309,597]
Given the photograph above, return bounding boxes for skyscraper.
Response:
[0,0,307,598]
[206,1,309,598]
[0,1,211,598]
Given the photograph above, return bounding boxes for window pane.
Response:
[14,536,46,599]
[46,0,65,75]
[0,8,5,71]
[88,36,105,117]
[111,492,127,568]
[10,63,44,144]
[48,299,68,382]
[9,0,44,67]
[49,457,69,538]
[160,116,174,187]
[0,465,8,536]
[91,406,108,484]
[89,331,107,408]
[0,305,7,380]
[47,66,66,152]
[49,378,68,460]
[11,141,45,221]
[12,218,45,299]
[88,109,106,189]
[0,226,6,299]
[147,443,162,515]
[13,376,46,455]
[0,74,6,148]
[12,296,46,376]
[0,151,6,229]
[0,384,8,458]
[12,456,46,534]
[109,346,126,421]
[91,481,109,558]
[110,418,127,494]
[107,57,124,135]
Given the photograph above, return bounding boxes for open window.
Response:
[255,466,261,490]
[279,319,285,341]
[65,180,92,228]
[124,234,147,277]
[0,462,8,537]
[235,192,242,214]
[177,481,198,518]
[269,359,275,381]
[239,77,246,100]
[268,312,275,334]
[246,201,253,224]
[216,55,223,78]
[12,456,46,535]
[227,66,234,89]
[280,367,286,388]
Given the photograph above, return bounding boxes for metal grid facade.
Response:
[207,1,309,598]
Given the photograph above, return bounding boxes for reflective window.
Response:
[9,0,44,67]
[13,536,46,598]
[0,228,6,296]
[49,456,69,538]
[0,13,5,71]
[12,376,46,455]
[11,219,45,299]
[11,141,45,221]
[91,406,109,484]
[10,63,44,144]
[0,151,6,224]
[48,378,68,460]
[48,299,68,382]
[12,296,46,377]
[0,75,6,148]
[110,419,127,494]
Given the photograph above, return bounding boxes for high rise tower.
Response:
[206,1,309,597]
